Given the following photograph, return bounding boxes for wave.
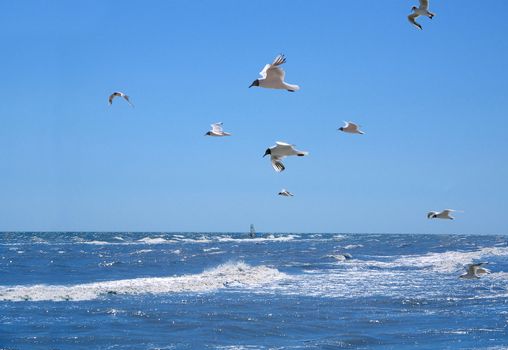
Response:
[136,237,173,244]
[359,246,508,273]
[0,262,289,302]
[343,244,363,250]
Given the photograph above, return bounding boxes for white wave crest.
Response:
[0,262,288,302]
[361,246,508,273]
[343,244,363,250]
[137,237,173,244]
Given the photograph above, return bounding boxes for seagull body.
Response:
[338,121,364,135]
[278,189,294,197]
[205,122,231,137]
[427,209,460,220]
[408,0,435,30]
[263,141,308,172]
[460,263,490,279]
[249,54,300,92]
[108,92,134,107]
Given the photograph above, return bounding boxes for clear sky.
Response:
[1,1,507,234]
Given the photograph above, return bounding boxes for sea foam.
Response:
[0,262,288,302]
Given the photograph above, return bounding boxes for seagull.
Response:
[338,121,365,135]
[249,54,300,92]
[408,0,435,30]
[427,209,462,220]
[205,122,231,137]
[460,263,490,279]
[108,92,134,107]
[263,141,308,172]
[278,189,294,197]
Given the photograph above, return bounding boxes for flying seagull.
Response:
[338,121,365,135]
[408,0,435,30]
[427,209,462,220]
[205,122,231,137]
[108,92,134,107]
[263,141,308,173]
[278,189,294,197]
[460,263,490,279]
[249,54,300,92]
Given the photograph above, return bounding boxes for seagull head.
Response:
[411,6,417,12]
[263,148,271,157]
[204,131,212,136]
[338,127,344,131]
[249,79,260,88]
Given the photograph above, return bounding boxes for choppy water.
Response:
[1,232,507,349]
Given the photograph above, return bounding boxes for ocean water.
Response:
[1,233,507,349]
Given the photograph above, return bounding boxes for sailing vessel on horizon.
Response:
[249,224,256,238]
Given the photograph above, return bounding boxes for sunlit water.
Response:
[1,232,507,349]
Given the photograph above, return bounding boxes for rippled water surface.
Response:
[1,232,507,349]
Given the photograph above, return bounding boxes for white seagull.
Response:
[460,263,490,279]
[108,92,134,107]
[278,189,294,197]
[427,209,462,220]
[408,0,435,30]
[205,122,231,137]
[249,54,300,92]
[338,121,365,135]
[263,141,308,173]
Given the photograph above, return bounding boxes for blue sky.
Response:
[0,1,507,234]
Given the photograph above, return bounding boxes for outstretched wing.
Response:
[275,141,295,150]
[260,54,286,82]
[123,95,134,107]
[348,122,359,130]
[408,13,422,30]
[108,92,121,105]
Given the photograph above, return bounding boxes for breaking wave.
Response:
[360,246,508,273]
[0,262,289,302]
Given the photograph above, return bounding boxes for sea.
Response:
[1,232,507,349]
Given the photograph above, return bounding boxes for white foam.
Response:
[360,246,508,273]
[137,237,173,244]
[0,262,289,302]
[344,244,363,250]
[130,249,153,255]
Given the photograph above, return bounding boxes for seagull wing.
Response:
[275,141,293,147]
[271,54,287,67]
[408,13,422,30]
[348,122,359,131]
[419,0,429,10]
[260,54,286,82]
[123,95,134,107]
[274,142,297,156]
[211,122,224,133]
[271,156,285,172]
[427,211,437,218]
[264,66,285,83]
[108,94,115,105]
[259,64,271,79]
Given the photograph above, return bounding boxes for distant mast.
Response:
[249,224,256,238]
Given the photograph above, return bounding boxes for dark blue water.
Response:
[1,232,507,349]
